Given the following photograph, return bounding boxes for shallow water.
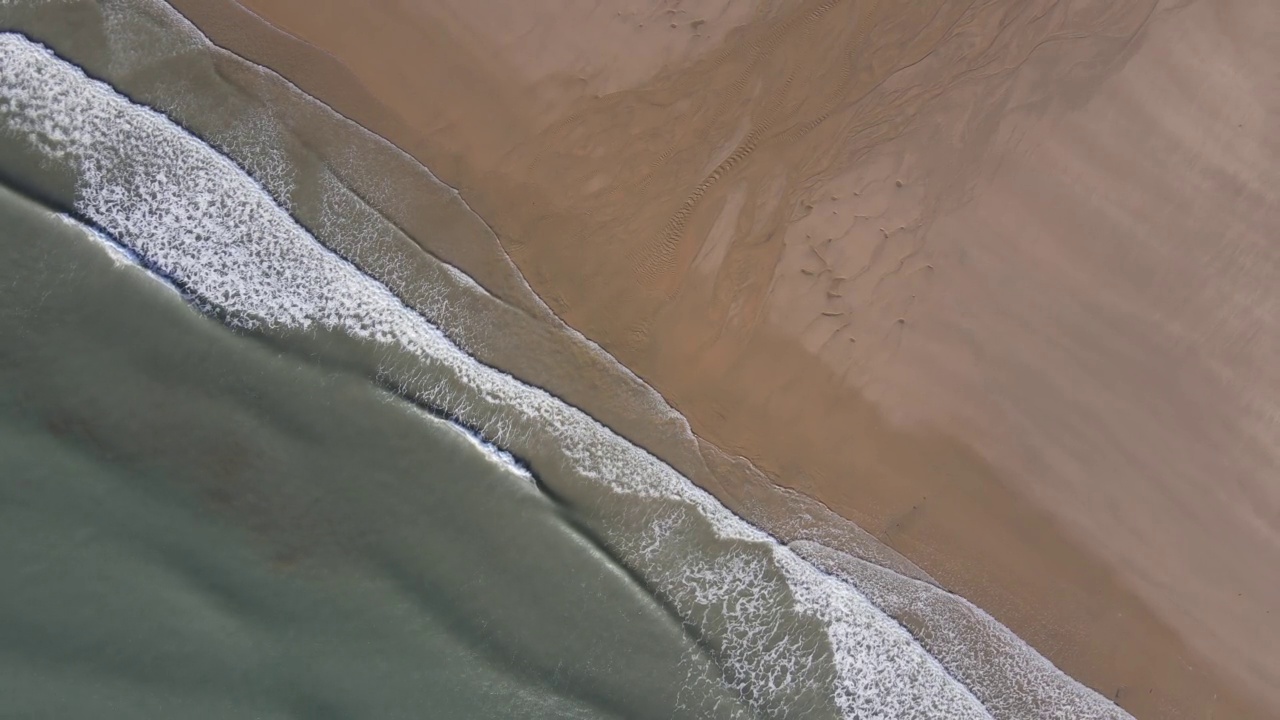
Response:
[0,2,1133,718]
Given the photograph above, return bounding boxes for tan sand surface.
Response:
[167,0,1279,716]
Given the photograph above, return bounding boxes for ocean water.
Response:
[0,184,746,719]
[0,2,1132,718]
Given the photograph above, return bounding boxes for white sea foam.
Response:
[793,541,1133,720]
[0,33,999,718]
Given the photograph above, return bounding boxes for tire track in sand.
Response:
[620,0,850,201]
[621,0,883,354]
[629,0,881,295]
[782,0,882,143]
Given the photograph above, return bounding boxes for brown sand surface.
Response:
[167,0,1279,716]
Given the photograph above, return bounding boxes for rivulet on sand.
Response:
[167,1,1280,717]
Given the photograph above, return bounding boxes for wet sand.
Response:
[165,0,1280,717]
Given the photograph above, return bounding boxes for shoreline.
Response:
[0,31,1005,716]
[153,0,1280,717]
[132,0,945,590]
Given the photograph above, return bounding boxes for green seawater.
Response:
[0,184,743,719]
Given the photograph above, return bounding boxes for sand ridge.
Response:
[165,0,1279,717]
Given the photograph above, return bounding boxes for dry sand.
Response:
[167,0,1279,716]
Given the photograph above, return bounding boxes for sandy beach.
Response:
[163,0,1280,716]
